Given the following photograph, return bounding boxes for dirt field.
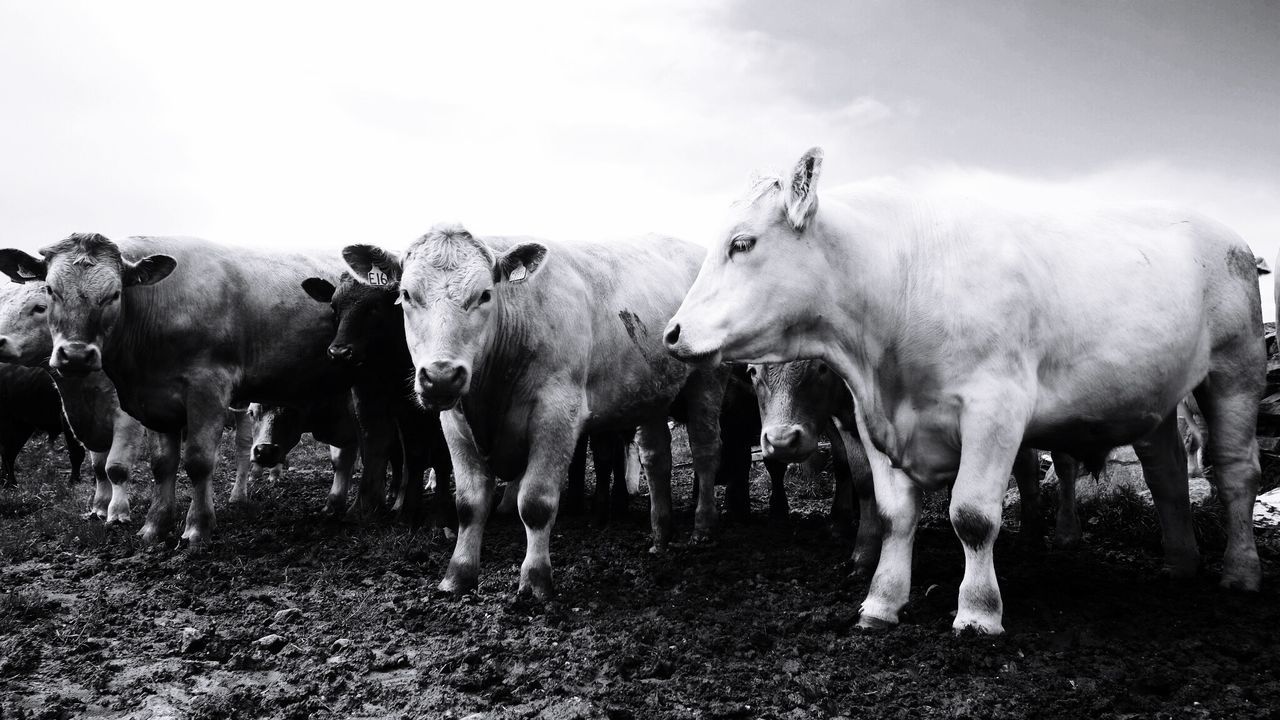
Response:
[3,435,1280,720]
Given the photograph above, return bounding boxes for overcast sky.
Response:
[1,1,1277,313]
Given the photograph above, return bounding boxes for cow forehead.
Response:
[402,232,494,305]
[47,256,121,296]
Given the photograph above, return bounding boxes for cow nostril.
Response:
[664,322,681,346]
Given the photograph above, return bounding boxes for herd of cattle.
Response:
[0,149,1273,636]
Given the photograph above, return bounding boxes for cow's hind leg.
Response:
[833,423,879,574]
[636,419,674,553]
[1132,411,1199,579]
[1012,447,1043,549]
[684,368,725,542]
[138,431,181,544]
[1052,452,1082,549]
[180,389,231,548]
[1195,381,1263,591]
[439,414,495,594]
[228,410,254,506]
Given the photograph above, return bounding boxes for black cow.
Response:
[0,364,84,486]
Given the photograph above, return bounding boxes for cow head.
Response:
[665,148,833,365]
[0,234,176,374]
[749,360,840,462]
[0,281,52,365]
[247,402,303,467]
[350,224,546,411]
[301,273,398,367]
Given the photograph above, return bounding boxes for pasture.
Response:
[3,434,1280,720]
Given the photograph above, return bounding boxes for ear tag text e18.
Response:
[368,269,389,286]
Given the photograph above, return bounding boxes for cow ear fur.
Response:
[784,147,823,232]
[493,243,548,283]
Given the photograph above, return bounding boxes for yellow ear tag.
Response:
[368,269,388,286]
[508,264,528,283]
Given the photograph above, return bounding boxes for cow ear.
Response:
[343,245,401,286]
[1256,256,1272,276]
[784,147,823,231]
[0,249,47,283]
[301,277,337,303]
[493,243,548,283]
[122,254,177,287]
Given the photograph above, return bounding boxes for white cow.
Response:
[666,149,1265,634]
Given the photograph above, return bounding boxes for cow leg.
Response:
[826,423,857,538]
[564,433,589,517]
[762,458,788,522]
[393,419,429,526]
[1011,447,1043,549]
[63,426,84,486]
[684,368,725,542]
[1052,451,1081,549]
[387,433,404,503]
[228,410,254,506]
[948,403,1028,635]
[1194,378,1262,591]
[1131,411,1200,579]
[609,431,632,518]
[496,480,520,515]
[426,412,457,532]
[180,391,230,547]
[515,411,580,600]
[350,388,393,518]
[138,431,181,544]
[439,412,495,594]
[721,421,754,522]
[103,419,145,525]
[588,432,611,526]
[636,419,674,553]
[85,451,111,520]
[327,443,358,514]
[834,423,879,574]
[855,416,920,630]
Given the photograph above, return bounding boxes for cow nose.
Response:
[663,321,681,347]
[52,342,100,373]
[420,361,467,394]
[761,425,809,461]
[252,443,280,465]
[328,344,353,362]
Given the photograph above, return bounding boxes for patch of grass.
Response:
[0,589,54,635]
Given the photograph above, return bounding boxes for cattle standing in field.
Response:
[666,149,1265,634]
[300,272,454,527]
[0,363,83,486]
[0,234,352,546]
[347,225,725,598]
[246,399,359,508]
[563,429,633,525]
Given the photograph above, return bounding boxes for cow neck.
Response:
[46,370,118,451]
[361,310,413,389]
[811,199,914,459]
[106,285,165,390]
[458,292,534,456]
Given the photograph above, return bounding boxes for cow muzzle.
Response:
[663,320,722,365]
[0,335,17,362]
[51,341,102,374]
[252,443,282,467]
[761,424,818,462]
[327,343,361,365]
[416,360,468,410]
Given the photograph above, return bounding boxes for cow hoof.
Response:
[82,509,107,522]
[689,530,715,546]
[107,512,133,525]
[439,565,479,595]
[518,566,554,600]
[648,543,667,555]
[1220,559,1262,592]
[856,613,897,631]
[137,524,165,545]
[321,496,345,518]
[181,527,212,549]
[952,615,1005,636]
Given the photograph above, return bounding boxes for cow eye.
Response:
[476,290,492,308]
[32,304,47,315]
[99,290,121,306]
[728,235,756,258]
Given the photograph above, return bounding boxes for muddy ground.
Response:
[3,434,1280,720]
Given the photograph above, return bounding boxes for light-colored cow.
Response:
[0,234,352,546]
[666,149,1265,634]
[347,225,725,598]
[245,399,360,510]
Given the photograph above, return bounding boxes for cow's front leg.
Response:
[856,421,919,629]
[138,431,180,544]
[85,451,111,520]
[104,414,145,525]
[684,367,725,541]
[948,403,1028,635]
[440,411,494,594]
[515,404,580,599]
[181,391,231,547]
[832,423,879,574]
[228,410,254,506]
[1011,447,1043,548]
[349,389,393,518]
[1051,451,1081,549]
[328,443,358,512]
